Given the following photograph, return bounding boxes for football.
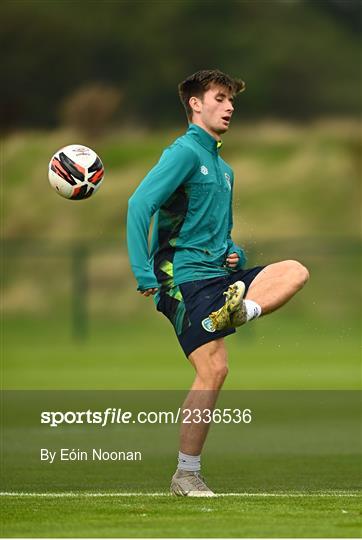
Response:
[48,144,104,199]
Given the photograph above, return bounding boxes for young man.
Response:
[127,69,309,497]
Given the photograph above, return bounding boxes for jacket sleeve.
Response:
[226,176,247,270]
[127,143,198,291]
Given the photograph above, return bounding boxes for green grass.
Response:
[2,314,361,389]
[2,330,361,537]
[1,493,361,538]
[3,312,360,539]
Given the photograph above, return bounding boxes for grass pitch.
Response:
[2,316,361,537]
[1,492,361,538]
[3,222,361,538]
[3,314,361,390]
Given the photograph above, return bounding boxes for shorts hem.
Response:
[181,327,236,358]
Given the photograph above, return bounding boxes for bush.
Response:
[60,83,122,137]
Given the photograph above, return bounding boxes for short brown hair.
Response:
[178,69,245,120]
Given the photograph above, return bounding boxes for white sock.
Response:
[178,451,201,472]
[244,299,262,322]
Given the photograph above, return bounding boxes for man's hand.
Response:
[226,252,240,268]
[139,288,158,297]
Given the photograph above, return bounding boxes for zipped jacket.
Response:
[127,123,246,291]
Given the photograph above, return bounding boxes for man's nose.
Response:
[226,102,234,113]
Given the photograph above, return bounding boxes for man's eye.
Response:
[216,98,223,102]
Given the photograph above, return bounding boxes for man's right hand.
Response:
[139,288,158,297]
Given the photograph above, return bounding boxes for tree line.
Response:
[1,0,360,131]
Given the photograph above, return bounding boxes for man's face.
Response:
[190,84,235,136]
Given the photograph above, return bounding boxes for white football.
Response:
[48,144,104,200]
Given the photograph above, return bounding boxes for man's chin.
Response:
[215,125,229,135]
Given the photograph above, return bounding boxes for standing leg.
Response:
[171,338,228,496]
[180,338,228,454]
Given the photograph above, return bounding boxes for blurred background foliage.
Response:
[1,0,361,390]
[1,0,361,131]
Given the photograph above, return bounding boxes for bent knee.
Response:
[211,362,229,382]
[190,340,229,389]
[202,363,228,389]
[204,349,229,385]
[197,353,229,388]
[285,259,310,288]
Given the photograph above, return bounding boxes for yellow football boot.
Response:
[209,281,246,331]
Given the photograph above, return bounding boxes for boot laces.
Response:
[223,284,237,302]
[190,472,208,490]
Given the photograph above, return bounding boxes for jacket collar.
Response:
[187,123,223,154]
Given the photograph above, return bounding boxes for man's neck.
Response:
[190,120,221,142]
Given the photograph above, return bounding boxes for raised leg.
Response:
[246,259,309,314]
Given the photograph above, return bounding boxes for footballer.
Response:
[127,69,309,496]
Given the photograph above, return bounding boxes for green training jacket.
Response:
[127,123,246,292]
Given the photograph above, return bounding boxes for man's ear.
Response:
[189,96,202,114]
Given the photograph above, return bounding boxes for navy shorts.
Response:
[156,266,265,357]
